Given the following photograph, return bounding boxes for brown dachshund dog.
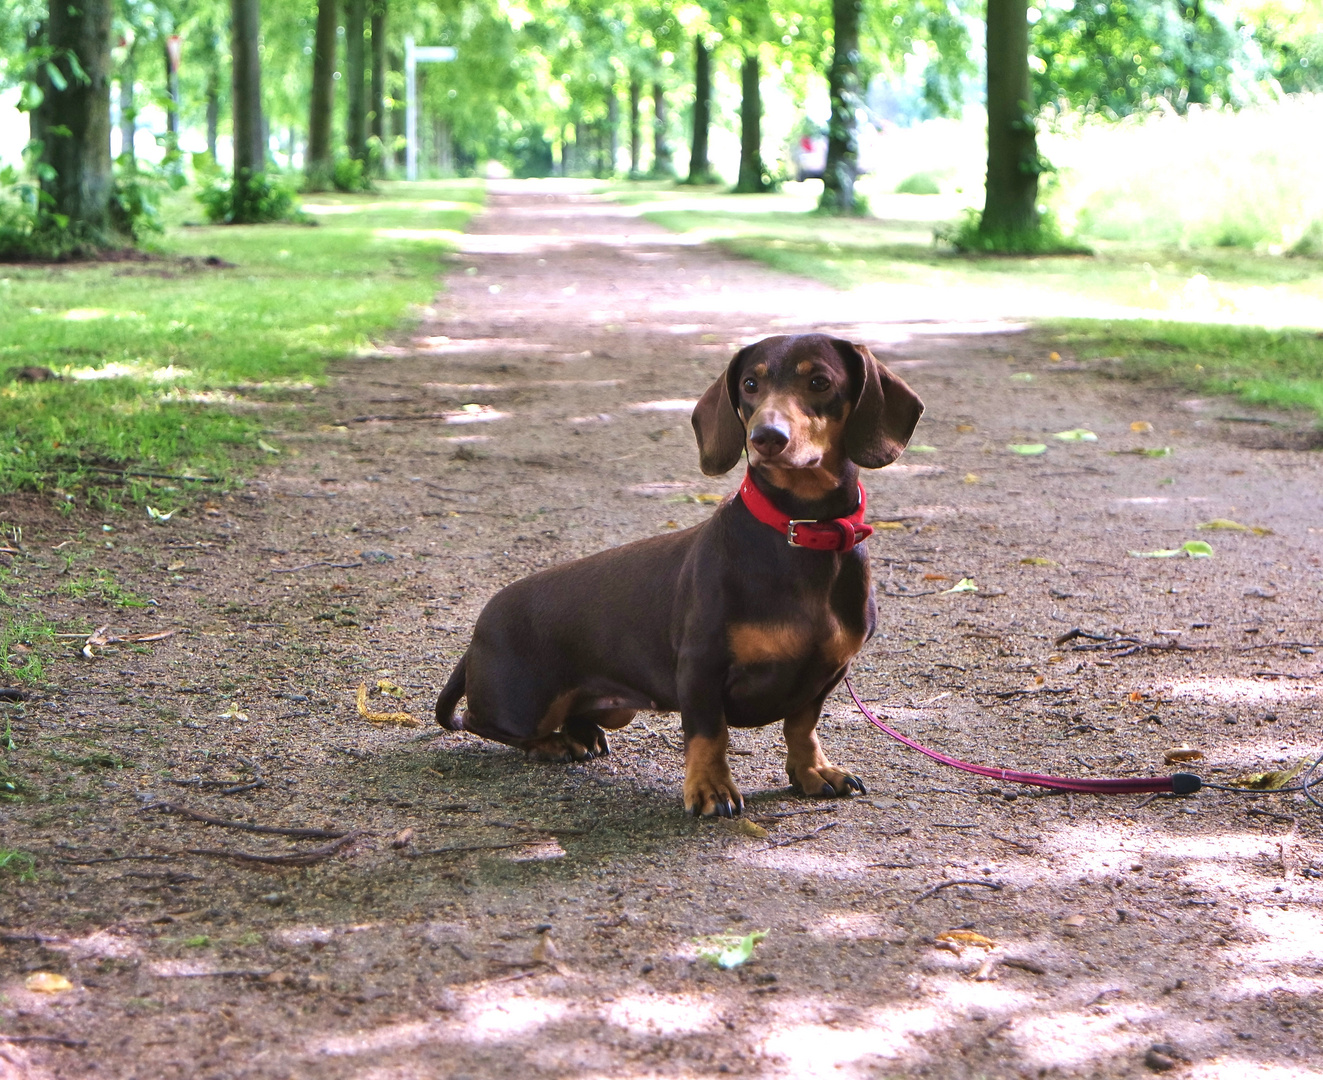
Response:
[436,334,923,816]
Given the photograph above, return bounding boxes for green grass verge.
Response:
[1043,320,1323,420]
[626,186,1323,422]
[0,179,484,499]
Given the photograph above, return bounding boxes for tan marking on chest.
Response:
[821,615,866,670]
[728,623,812,664]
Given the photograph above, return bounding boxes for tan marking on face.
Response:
[535,690,578,737]
[796,359,813,375]
[729,622,812,665]
[752,362,769,377]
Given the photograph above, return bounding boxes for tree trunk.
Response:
[607,91,619,175]
[345,0,367,162]
[735,51,766,193]
[389,49,404,168]
[163,36,180,145]
[435,117,453,175]
[687,34,712,183]
[230,0,266,218]
[39,0,113,236]
[980,0,1040,241]
[628,78,641,176]
[370,0,386,158]
[306,0,336,189]
[118,47,136,165]
[651,82,672,177]
[206,65,220,159]
[820,0,862,213]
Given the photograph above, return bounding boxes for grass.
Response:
[0,179,484,499]
[619,183,1323,422]
[0,847,37,881]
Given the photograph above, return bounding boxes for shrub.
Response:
[896,171,942,195]
[197,167,302,225]
[936,207,1091,255]
[333,154,372,193]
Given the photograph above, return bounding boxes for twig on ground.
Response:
[82,465,218,483]
[404,841,535,859]
[763,821,839,849]
[270,560,363,574]
[185,832,365,867]
[914,879,1005,903]
[1053,628,1114,647]
[55,853,174,865]
[168,755,264,796]
[990,833,1035,854]
[933,822,979,829]
[0,1034,88,1049]
[1001,957,1048,975]
[639,718,680,751]
[143,800,348,839]
[152,969,273,980]
[80,626,176,659]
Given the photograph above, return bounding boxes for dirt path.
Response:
[4,180,1323,1080]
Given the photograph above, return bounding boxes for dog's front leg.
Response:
[785,694,866,798]
[677,657,742,818]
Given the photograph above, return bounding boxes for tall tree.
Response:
[734,51,766,193]
[305,0,336,189]
[118,40,137,165]
[820,0,862,213]
[345,0,368,162]
[686,33,713,183]
[370,0,387,162]
[230,0,266,219]
[628,76,642,176]
[980,0,1040,243]
[651,81,673,176]
[38,0,114,236]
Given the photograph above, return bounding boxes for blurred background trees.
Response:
[1,0,1320,249]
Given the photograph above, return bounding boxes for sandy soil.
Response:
[2,179,1322,1080]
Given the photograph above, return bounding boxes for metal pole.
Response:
[405,35,417,181]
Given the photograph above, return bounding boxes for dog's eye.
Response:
[741,377,758,394]
[808,375,831,393]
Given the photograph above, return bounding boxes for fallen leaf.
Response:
[1226,759,1307,790]
[391,827,415,849]
[1130,420,1154,433]
[532,934,558,965]
[1129,691,1144,703]
[1163,746,1204,763]
[1009,373,1035,382]
[166,561,186,572]
[1061,914,1087,928]
[720,818,769,839]
[1032,675,1046,686]
[662,520,679,529]
[1197,518,1272,535]
[923,573,952,581]
[1182,540,1213,557]
[936,930,997,950]
[1053,429,1098,442]
[1048,352,1061,361]
[257,438,281,454]
[691,493,724,504]
[1139,446,1172,457]
[1020,557,1056,566]
[354,683,419,727]
[1008,443,1047,456]
[218,707,250,722]
[26,972,73,993]
[696,930,769,970]
[943,578,978,594]
[870,520,906,530]
[377,679,405,698]
[963,473,980,484]
[956,423,976,434]
[146,505,175,522]
[908,444,939,453]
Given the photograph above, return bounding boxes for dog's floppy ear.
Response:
[691,346,750,476]
[835,339,924,468]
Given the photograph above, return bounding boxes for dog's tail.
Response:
[435,651,469,730]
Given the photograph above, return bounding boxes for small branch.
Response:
[185,831,365,867]
[270,560,363,574]
[914,878,1005,903]
[82,465,219,483]
[55,853,174,865]
[346,411,455,423]
[1001,957,1047,975]
[0,1034,88,1049]
[763,821,839,849]
[152,969,273,980]
[404,841,534,859]
[144,801,348,839]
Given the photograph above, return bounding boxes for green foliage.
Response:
[0,608,55,684]
[333,155,372,194]
[0,849,37,881]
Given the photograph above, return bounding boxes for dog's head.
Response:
[691,334,924,480]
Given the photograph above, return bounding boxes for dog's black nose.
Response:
[749,423,789,457]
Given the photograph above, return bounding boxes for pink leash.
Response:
[845,678,1202,796]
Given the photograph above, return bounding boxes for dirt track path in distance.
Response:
[3,179,1322,1080]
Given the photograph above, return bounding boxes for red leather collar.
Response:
[738,471,873,552]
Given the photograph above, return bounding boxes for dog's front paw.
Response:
[683,735,743,817]
[788,762,866,799]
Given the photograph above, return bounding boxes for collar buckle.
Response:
[785,520,816,548]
